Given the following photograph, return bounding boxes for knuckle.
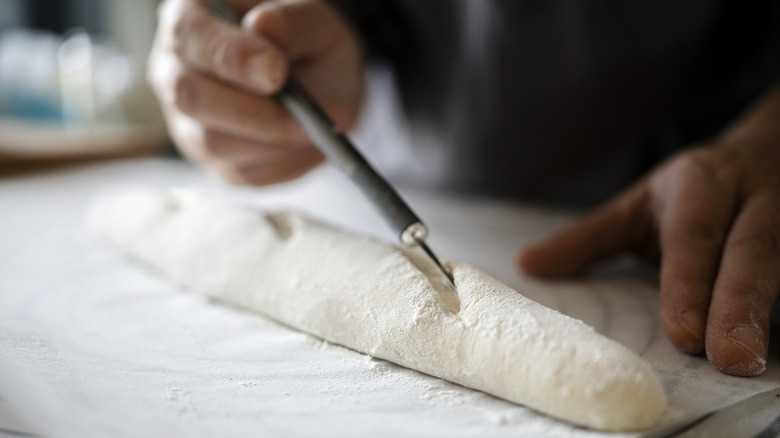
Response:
[171,71,199,114]
[676,148,740,184]
[165,114,226,169]
[215,40,253,79]
[146,50,173,95]
[216,164,244,184]
[169,19,188,55]
[677,220,726,250]
[168,118,206,159]
[209,38,231,75]
[170,8,207,57]
[148,58,189,112]
[229,166,264,186]
[145,58,161,92]
[199,130,227,158]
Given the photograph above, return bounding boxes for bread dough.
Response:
[87,188,666,431]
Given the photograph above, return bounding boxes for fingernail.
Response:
[727,324,766,362]
[680,310,704,342]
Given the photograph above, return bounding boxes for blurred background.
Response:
[0,0,169,171]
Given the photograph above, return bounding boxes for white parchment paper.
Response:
[1,158,778,438]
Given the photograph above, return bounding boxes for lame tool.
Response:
[209,0,456,289]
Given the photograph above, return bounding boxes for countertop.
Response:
[1,158,779,438]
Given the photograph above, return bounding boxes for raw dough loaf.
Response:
[87,188,666,431]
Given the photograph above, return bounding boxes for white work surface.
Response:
[1,158,779,438]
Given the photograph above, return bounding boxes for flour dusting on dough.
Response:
[87,188,666,431]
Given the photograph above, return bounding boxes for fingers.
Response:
[242,0,347,62]
[518,182,651,277]
[167,113,312,164]
[168,113,323,185]
[157,63,308,144]
[242,0,364,128]
[220,147,324,185]
[157,0,288,94]
[517,144,780,377]
[655,151,738,354]
[705,194,780,376]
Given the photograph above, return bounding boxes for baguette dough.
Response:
[87,188,666,431]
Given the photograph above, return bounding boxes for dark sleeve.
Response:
[326,0,414,62]
[678,0,780,145]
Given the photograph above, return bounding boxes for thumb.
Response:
[242,0,349,62]
[518,182,651,277]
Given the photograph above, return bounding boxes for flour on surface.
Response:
[87,188,666,431]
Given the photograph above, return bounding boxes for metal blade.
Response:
[418,241,456,290]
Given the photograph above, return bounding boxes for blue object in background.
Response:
[0,29,64,122]
[0,93,63,121]
[0,0,104,122]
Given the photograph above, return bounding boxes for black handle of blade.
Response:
[276,77,423,239]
